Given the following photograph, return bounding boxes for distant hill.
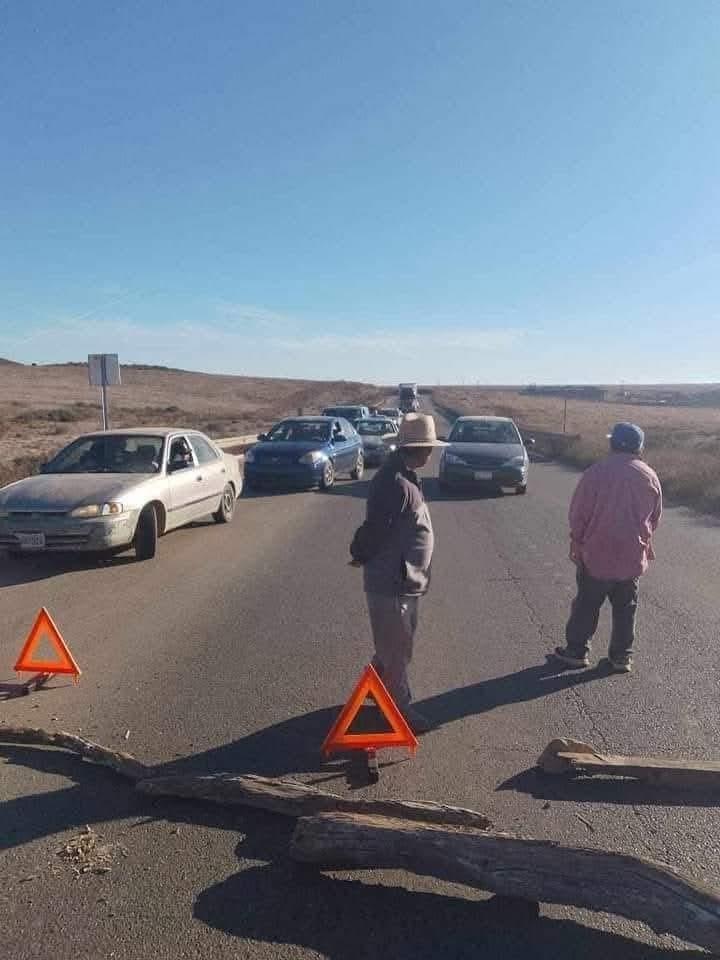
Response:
[0,357,23,365]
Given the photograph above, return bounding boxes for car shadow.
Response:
[0,550,137,588]
[424,477,507,503]
[498,765,720,809]
[0,745,706,959]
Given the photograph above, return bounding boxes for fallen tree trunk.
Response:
[137,773,492,829]
[538,738,720,790]
[291,811,720,953]
[0,725,149,782]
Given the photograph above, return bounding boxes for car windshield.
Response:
[449,421,521,444]
[357,420,395,436]
[266,421,332,443]
[379,409,399,418]
[45,435,165,474]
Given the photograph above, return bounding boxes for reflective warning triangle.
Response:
[14,608,81,677]
[321,664,418,757]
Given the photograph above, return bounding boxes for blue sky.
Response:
[1,1,718,383]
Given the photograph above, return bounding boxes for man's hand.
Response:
[348,560,363,568]
[569,540,582,565]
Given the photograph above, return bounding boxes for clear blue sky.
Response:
[1,1,718,383]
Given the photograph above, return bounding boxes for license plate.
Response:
[474,470,493,480]
[18,533,46,550]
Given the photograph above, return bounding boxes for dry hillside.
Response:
[0,362,386,486]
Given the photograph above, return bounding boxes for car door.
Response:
[189,434,227,510]
[166,434,210,528]
[337,418,359,469]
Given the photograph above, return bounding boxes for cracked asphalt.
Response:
[1,408,718,958]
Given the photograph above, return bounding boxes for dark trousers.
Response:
[565,566,639,663]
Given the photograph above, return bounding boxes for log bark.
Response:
[539,738,720,790]
[137,773,492,829]
[291,811,720,953]
[0,725,149,782]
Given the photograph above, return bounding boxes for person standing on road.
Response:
[553,422,662,674]
[350,414,447,733]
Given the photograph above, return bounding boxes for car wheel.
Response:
[213,483,236,523]
[134,505,158,561]
[319,459,335,490]
[516,484,528,495]
[350,450,364,480]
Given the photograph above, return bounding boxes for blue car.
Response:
[243,416,365,491]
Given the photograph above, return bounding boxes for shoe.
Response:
[552,646,590,669]
[402,706,435,735]
[607,656,633,674]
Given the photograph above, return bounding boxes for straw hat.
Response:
[392,413,448,448]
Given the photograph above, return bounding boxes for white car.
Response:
[0,428,243,561]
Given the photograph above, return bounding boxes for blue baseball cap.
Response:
[608,422,644,453]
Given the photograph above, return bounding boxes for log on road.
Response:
[0,725,149,782]
[137,772,492,829]
[291,811,720,953]
[539,738,720,790]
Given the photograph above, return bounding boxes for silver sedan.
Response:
[0,428,243,561]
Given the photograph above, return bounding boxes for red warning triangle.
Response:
[321,664,418,757]
[14,608,81,678]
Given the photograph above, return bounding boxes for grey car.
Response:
[355,417,399,466]
[438,416,531,494]
[0,428,243,561]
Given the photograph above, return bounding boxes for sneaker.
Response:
[402,706,435,735]
[552,646,590,669]
[607,656,633,674]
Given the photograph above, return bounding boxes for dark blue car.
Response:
[243,416,365,491]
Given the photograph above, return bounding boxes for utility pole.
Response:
[562,397,568,434]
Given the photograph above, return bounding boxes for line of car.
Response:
[0,408,532,565]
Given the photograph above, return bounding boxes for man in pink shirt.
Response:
[553,422,662,673]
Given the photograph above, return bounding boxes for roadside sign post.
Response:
[88,354,121,431]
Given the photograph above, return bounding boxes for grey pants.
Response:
[365,593,420,708]
[566,566,640,663]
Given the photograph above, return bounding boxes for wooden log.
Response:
[291,811,720,953]
[0,725,149,782]
[137,772,492,829]
[538,738,720,790]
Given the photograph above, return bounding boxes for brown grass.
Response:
[0,363,386,487]
[434,387,720,515]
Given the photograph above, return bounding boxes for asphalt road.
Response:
[2,407,719,959]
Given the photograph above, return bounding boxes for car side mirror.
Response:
[257,433,267,442]
[525,437,536,447]
[438,435,448,442]
[169,457,190,472]
[39,462,49,474]
[334,434,347,443]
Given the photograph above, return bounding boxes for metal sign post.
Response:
[88,354,121,430]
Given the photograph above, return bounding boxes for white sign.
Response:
[88,354,121,387]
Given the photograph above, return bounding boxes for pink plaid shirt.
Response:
[569,453,662,581]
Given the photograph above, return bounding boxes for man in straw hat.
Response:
[553,422,662,674]
[350,413,447,733]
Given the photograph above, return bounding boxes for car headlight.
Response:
[299,450,328,465]
[245,448,256,463]
[445,453,468,466]
[70,502,124,518]
[387,444,397,451]
[505,456,526,466]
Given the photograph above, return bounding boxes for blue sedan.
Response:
[243,416,365,491]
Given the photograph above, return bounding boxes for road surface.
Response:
[1,410,719,959]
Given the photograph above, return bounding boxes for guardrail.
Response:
[215,434,259,455]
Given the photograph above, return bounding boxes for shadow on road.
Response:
[0,551,137,588]
[498,765,720,809]
[195,856,704,960]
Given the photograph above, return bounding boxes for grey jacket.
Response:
[359,452,434,597]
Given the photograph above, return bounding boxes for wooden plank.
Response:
[538,738,720,790]
[137,772,492,829]
[291,811,720,953]
[0,725,149,782]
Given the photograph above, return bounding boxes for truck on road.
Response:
[398,383,419,413]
